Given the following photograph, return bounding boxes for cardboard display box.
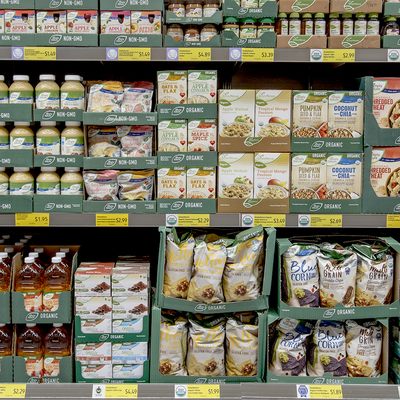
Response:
[330,0,382,13]
[277,35,327,49]
[279,0,329,13]
[328,36,380,49]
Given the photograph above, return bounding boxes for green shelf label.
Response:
[83,200,156,213]
[83,112,157,126]
[100,0,164,10]
[100,34,162,47]
[157,104,217,120]
[34,109,83,122]
[83,157,157,169]
[35,0,98,9]
[0,104,32,122]
[157,152,218,167]
[0,150,33,168]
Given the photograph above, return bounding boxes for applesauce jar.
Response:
[60,75,85,110]
[10,122,34,150]
[36,122,60,155]
[9,75,33,104]
[35,74,60,110]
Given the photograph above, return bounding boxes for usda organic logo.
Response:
[242,214,253,226]
[388,49,400,62]
[175,385,187,398]
[166,214,178,226]
[298,215,310,227]
[310,49,323,62]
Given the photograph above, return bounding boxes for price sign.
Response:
[175,384,220,399]
[96,214,129,227]
[178,48,211,61]
[0,385,26,398]
[92,384,138,399]
[322,49,355,63]
[387,214,400,228]
[166,214,210,227]
[296,384,342,399]
[311,214,343,228]
[15,213,49,227]
[241,48,274,62]
[242,214,286,227]
[118,48,151,61]
[24,47,56,61]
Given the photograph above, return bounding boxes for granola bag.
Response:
[159,313,188,376]
[318,244,358,308]
[163,229,195,299]
[186,315,225,376]
[352,242,394,306]
[117,170,154,201]
[223,227,264,302]
[226,313,258,376]
[307,321,347,377]
[346,320,383,377]
[270,319,313,376]
[83,170,119,201]
[282,244,320,307]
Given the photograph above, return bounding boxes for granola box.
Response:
[75,296,113,319]
[112,296,149,319]
[188,70,217,104]
[187,167,216,199]
[36,11,67,34]
[372,78,400,129]
[5,10,35,34]
[67,11,98,34]
[76,342,112,365]
[100,11,130,34]
[157,71,187,105]
[158,120,187,152]
[157,167,186,199]
[131,11,161,35]
[74,263,114,297]
[188,119,217,152]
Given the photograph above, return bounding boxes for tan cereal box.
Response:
[157,167,186,199]
[157,71,187,104]
[187,167,216,199]
[188,70,217,104]
[188,119,217,151]
[158,120,187,152]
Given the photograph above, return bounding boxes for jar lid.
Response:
[387,16,397,21]
[0,75,4,81]
[369,13,379,18]
[202,24,217,29]
[260,17,274,23]
[39,74,56,81]
[241,18,256,23]
[64,75,81,81]
[52,257,62,263]
[302,13,312,18]
[224,17,238,23]
[28,252,39,258]
[289,12,300,18]
[24,257,34,263]
[14,167,29,172]
[65,121,81,127]
[14,122,30,126]
[13,75,29,81]
[40,121,57,127]
[169,0,185,3]
[65,167,81,172]
[342,13,352,18]
[329,13,339,18]
[41,167,57,172]
[278,12,287,18]
[186,0,201,3]
[356,13,366,18]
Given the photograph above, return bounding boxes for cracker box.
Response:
[112,266,149,297]
[79,318,112,334]
[80,364,112,380]
[76,342,112,364]
[113,318,146,334]
[158,120,187,152]
[112,342,148,364]
[112,296,149,319]
[0,11,5,33]
[74,263,114,297]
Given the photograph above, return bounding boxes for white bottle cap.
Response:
[56,252,66,258]
[65,121,81,127]
[15,242,23,246]
[14,122,29,126]
[65,167,80,172]
[0,252,8,258]
[2,235,10,240]
[14,167,29,172]
[0,168,5,172]
[0,75,4,81]
[60,248,69,253]
[24,257,34,263]
[65,75,80,81]
[29,252,39,258]
[40,121,57,127]
[4,247,14,253]
[34,248,44,253]
[13,75,29,81]
[39,74,56,81]
[20,239,28,244]
[24,235,32,239]
[41,167,57,172]
[26,323,36,327]
[53,323,63,327]
[0,122,5,126]
[0,323,6,327]
[52,257,62,263]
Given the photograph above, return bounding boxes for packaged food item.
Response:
[36,122,61,155]
[167,24,184,41]
[168,0,185,18]
[188,119,217,151]
[292,91,329,138]
[35,75,60,110]
[0,75,8,104]
[118,126,153,157]
[43,324,70,378]
[131,11,161,34]
[9,168,34,196]
[83,170,119,201]
[255,90,291,138]
[0,168,9,195]
[346,320,382,377]
[219,90,255,137]
[75,296,113,319]
[117,170,154,201]
[112,265,149,296]
[240,18,257,38]
[79,319,112,334]
[81,364,112,379]
[76,342,112,364]
[61,165,83,194]
[17,324,43,378]
[67,11,98,34]
[201,24,218,42]
[112,295,149,318]
[164,230,195,299]
[36,167,60,195]
[204,0,219,17]
[61,75,85,110]
[0,11,4,34]
[112,342,148,364]
[307,321,346,377]
[157,168,186,199]
[186,0,203,17]
[10,122,34,150]
[36,11,67,33]
[112,318,144,334]
[159,313,188,375]
[100,11,131,34]
[9,75,33,104]
[218,153,254,199]
[254,153,290,200]
[282,244,320,307]
[187,167,216,199]
[74,263,113,297]
[0,324,12,356]
[61,122,85,155]
[188,70,217,104]
[187,315,225,376]
[87,81,124,113]
[373,78,400,128]
[121,81,154,113]
[158,120,187,152]
[157,71,187,105]
[5,11,35,33]
[0,123,8,149]
[184,25,200,41]
[88,126,120,157]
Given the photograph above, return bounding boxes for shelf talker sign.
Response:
[92,384,138,399]
[175,384,220,399]
[296,384,342,399]
[12,47,56,61]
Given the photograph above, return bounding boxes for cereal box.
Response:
[219,90,255,138]
[218,153,254,199]
[76,342,112,364]
[112,342,148,364]
[188,119,217,151]
[74,263,114,296]
[112,296,149,319]
[75,296,112,319]
[187,167,216,199]
[36,11,66,34]
[373,78,400,128]
[81,364,112,380]
[292,91,329,138]
[67,11,98,34]
[157,71,187,105]
[100,11,130,34]
[188,70,217,104]
[157,167,186,199]
[5,10,35,34]
[113,318,145,334]
[131,11,161,35]
[0,11,5,33]
[113,364,144,379]
[158,120,187,152]
[255,90,291,138]
[254,153,290,199]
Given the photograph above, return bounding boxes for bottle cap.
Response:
[39,74,56,81]
[28,252,39,258]
[26,323,36,327]
[52,257,62,263]
[53,323,63,327]
[24,257,34,263]
[0,252,8,258]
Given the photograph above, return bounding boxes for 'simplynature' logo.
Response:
[99,334,109,341]
[172,154,185,164]
[43,156,55,166]
[311,140,324,150]
[104,203,117,212]
[49,34,63,44]
[310,203,323,212]
[171,106,185,117]
[394,204,400,213]
[171,201,184,211]
[115,0,129,8]
[104,158,118,168]
[26,312,39,322]
[104,115,117,124]
[323,309,336,318]
[114,35,127,45]
[49,0,63,8]
[42,110,56,120]
[194,304,207,312]
[44,203,56,211]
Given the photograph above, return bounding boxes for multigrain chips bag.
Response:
[307,321,347,377]
[187,315,225,376]
[226,313,258,376]
[282,244,320,307]
[346,320,383,377]
[352,242,394,306]
[317,244,358,308]
[163,230,195,299]
[270,319,313,376]
[159,312,188,376]
[223,227,264,302]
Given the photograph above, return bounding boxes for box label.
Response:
[0,385,26,398]
[96,214,129,227]
[175,385,220,399]
[15,213,49,226]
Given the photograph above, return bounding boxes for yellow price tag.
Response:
[0,384,26,398]
[118,48,151,61]
[15,213,49,227]
[24,47,56,61]
[96,214,129,227]
[310,214,342,228]
[175,385,220,399]
[178,48,211,61]
[253,214,286,227]
[178,214,210,227]
[323,49,355,63]
[105,385,138,399]
[241,48,274,62]
[387,214,400,228]
[309,385,343,399]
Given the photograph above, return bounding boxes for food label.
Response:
[61,90,85,110]
[24,47,56,61]
[10,135,34,150]
[242,48,274,62]
[178,49,211,62]
[387,214,400,228]
[36,137,60,155]
[92,384,138,399]
[96,214,129,227]
[0,384,26,398]
[296,384,343,399]
[10,181,34,195]
[61,181,83,195]
[0,183,8,195]
[36,181,60,195]
[22,292,42,312]
[0,135,9,149]
[42,292,60,312]
[117,48,151,61]
[43,356,62,377]
[166,214,211,227]
[61,136,85,155]
[24,356,43,378]
[323,49,355,63]
[36,90,60,110]
[9,91,33,104]
[0,90,8,104]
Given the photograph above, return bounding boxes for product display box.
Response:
[221,31,276,48]
[0,150,33,168]
[328,36,380,49]
[155,226,275,313]
[157,104,217,121]
[0,356,13,383]
[33,195,83,213]
[0,0,34,8]
[330,0,382,13]
[156,199,216,214]
[0,104,32,122]
[223,0,278,17]
[382,36,400,49]
[0,34,98,47]
[277,35,327,49]
[33,109,83,122]
[163,34,221,48]
[0,196,33,213]
[157,152,218,168]
[99,0,164,10]
[33,155,84,168]
[0,247,15,324]
[83,112,157,126]
[217,198,289,214]
[83,157,157,170]
[83,200,156,213]
[100,34,162,48]
[35,0,98,8]
[150,306,267,383]
[384,2,400,16]
[279,0,329,13]
[276,237,400,319]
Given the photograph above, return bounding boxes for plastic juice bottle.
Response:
[43,257,70,313]
[15,257,43,312]
[0,252,11,269]
[28,252,45,271]
[43,324,70,378]
[17,324,43,378]
[0,324,12,357]
[0,255,11,292]
[55,252,70,272]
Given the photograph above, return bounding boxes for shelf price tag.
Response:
[241,213,286,227]
[96,214,129,227]
[175,384,220,399]
[15,213,49,227]
[118,48,151,61]
[178,48,211,61]
[322,49,355,63]
[296,384,342,399]
[241,48,274,62]
[24,47,56,61]
[166,214,210,227]
[298,214,342,228]
[0,384,26,399]
[387,214,400,228]
[92,384,138,399]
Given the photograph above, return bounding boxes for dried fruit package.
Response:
[87,81,124,112]
[307,321,347,377]
[282,244,320,307]
[163,230,195,299]
[117,126,153,157]
[83,170,119,201]
[318,244,357,308]
[117,170,154,201]
[121,81,154,113]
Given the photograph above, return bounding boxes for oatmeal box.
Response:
[67,11,98,34]
[36,11,67,34]
[187,167,216,199]
[5,10,35,34]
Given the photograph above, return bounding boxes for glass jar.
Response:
[276,12,288,35]
[36,122,61,156]
[301,13,313,35]
[9,168,34,196]
[258,18,275,37]
[240,18,257,38]
[383,16,400,35]
[367,13,380,35]
[0,122,9,150]
[10,122,34,150]
[168,0,185,17]
[314,13,326,35]
[289,12,301,35]
[35,74,60,110]
[61,122,84,155]
[328,12,341,36]
[0,168,8,196]
[203,0,219,17]
[0,76,8,104]
[36,167,60,195]
[61,168,83,196]
[60,75,85,110]
[201,24,218,41]
[186,0,203,18]
[184,25,200,41]
[342,13,354,35]
[354,13,367,35]
[9,75,33,105]
[167,24,184,41]
[223,17,239,36]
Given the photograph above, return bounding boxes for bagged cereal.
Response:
[226,313,258,376]
[318,244,358,308]
[346,320,383,377]
[117,126,153,157]
[159,312,188,376]
[84,170,119,201]
[121,81,154,113]
[187,315,225,376]
[117,170,154,201]
[307,321,347,377]
[270,318,313,376]
[163,229,195,299]
[282,244,320,307]
[223,227,264,302]
[87,81,124,112]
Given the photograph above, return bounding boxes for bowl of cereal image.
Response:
[293,126,319,138]
[386,167,400,197]
[221,115,254,138]
[256,185,288,199]
[326,190,352,200]
[258,123,290,137]
[389,100,400,128]
[327,128,354,138]
[291,188,319,199]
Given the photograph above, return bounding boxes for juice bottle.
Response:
[28,252,44,271]
[17,324,43,378]
[2,235,11,242]
[14,257,43,312]
[0,252,11,269]
[0,255,11,292]
[43,257,70,312]
[34,247,49,266]
[55,252,70,273]
[43,324,70,377]
[0,324,12,357]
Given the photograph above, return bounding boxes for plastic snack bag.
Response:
[117,170,154,201]
[88,126,120,157]
[117,126,153,157]
[87,81,124,112]
[121,81,154,113]
[83,170,119,201]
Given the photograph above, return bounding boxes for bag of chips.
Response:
[88,126,120,157]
